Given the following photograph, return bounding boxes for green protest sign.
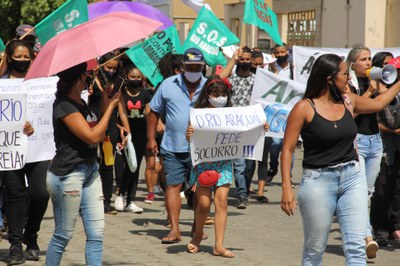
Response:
[36,0,88,45]
[244,0,282,45]
[0,38,5,52]
[126,25,182,87]
[182,7,239,67]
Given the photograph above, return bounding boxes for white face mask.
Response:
[184,71,202,83]
[209,96,228,108]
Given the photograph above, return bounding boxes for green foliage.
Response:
[0,0,98,42]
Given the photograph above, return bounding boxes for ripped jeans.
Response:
[46,163,104,266]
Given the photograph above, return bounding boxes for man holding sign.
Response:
[147,48,207,244]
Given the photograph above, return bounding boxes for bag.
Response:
[124,133,137,173]
[102,136,115,166]
[198,170,221,187]
[378,102,400,129]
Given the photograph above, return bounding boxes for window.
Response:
[287,10,316,47]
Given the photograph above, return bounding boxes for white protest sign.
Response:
[190,104,266,166]
[24,77,58,162]
[0,77,59,163]
[0,94,28,170]
[251,67,305,138]
[293,46,400,85]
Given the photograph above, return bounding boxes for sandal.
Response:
[186,243,199,254]
[205,216,214,225]
[213,249,235,258]
[256,195,269,202]
[161,235,181,244]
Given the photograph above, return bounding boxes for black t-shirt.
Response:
[124,88,152,135]
[351,77,380,135]
[49,97,98,176]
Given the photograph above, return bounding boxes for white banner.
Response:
[0,77,59,163]
[293,46,400,85]
[0,94,28,170]
[251,67,305,138]
[189,104,266,166]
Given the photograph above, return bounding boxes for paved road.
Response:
[0,148,399,265]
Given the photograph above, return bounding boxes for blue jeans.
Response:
[46,163,104,266]
[298,161,368,266]
[269,137,282,171]
[356,133,383,237]
[233,159,247,199]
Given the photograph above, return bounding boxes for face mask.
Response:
[208,96,228,108]
[104,70,116,79]
[9,59,30,73]
[237,62,251,71]
[329,82,342,101]
[184,71,202,83]
[127,79,142,89]
[348,68,360,94]
[276,54,289,63]
[250,66,258,74]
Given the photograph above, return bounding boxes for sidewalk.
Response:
[0,149,399,265]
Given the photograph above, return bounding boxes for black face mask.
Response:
[127,79,142,90]
[104,70,117,80]
[238,62,251,71]
[9,59,30,73]
[276,54,289,64]
[329,83,342,101]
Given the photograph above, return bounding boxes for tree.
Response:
[0,0,98,42]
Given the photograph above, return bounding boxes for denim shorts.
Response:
[159,147,192,186]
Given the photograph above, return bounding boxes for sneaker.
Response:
[180,191,186,199]
[114,195,124,212]
[25,249,40,261]
[266,168,277,183]
[23,235,40,261]
[153,185,161,194]
[125,201,143,213]
[144,193,154,204]
[104,204,117,215]
[7,245,25,265]
[235,197,247,209]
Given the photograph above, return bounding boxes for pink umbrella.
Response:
[25,12,162,80]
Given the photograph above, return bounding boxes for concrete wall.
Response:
[274,0,389,48]
[385,0,400,48]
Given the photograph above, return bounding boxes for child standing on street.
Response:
[186,77,269,257]
[186,77,235,257]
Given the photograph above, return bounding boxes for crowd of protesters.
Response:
[0,23,400,266]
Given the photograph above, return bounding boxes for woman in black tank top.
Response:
[280,54,400,265]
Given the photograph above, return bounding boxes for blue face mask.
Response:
[184,71,202,83]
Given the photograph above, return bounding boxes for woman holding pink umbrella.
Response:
[45,62,121,266]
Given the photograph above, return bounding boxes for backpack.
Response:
[377,95,400,129]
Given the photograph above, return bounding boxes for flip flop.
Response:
[161,235,181,244]
[186,243,199,254]
[213,249,235,258]
[256,195,269,202]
